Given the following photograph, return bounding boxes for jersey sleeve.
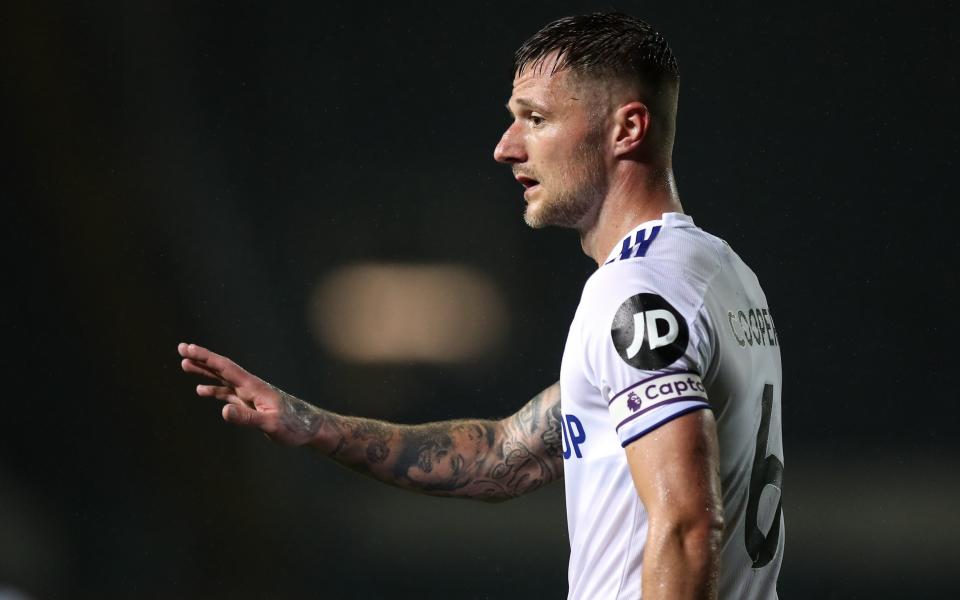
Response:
[581,262,715,448]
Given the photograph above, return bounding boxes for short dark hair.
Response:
[513,13,679,89]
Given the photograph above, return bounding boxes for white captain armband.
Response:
[608,371,711,447]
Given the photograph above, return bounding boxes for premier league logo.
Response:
[611,293,688,370]
[626,391,642,412]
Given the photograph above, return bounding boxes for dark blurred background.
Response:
[2,1,958,598]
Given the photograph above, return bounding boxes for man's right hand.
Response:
[178,342,324,446]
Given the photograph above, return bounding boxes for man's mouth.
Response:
[515,175,540,192]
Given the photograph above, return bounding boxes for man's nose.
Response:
[493,122,527,164]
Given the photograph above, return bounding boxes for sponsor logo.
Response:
[727,307,779,348]
[611,293,689,370]
[561,413,587,460]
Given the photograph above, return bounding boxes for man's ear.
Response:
[612,101,650,158]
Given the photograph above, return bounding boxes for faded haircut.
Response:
[513,13,679,91]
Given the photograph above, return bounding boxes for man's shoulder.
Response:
[602,214,728,269]
[586,226,724,307]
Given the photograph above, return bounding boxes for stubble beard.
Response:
[523,130,608,231]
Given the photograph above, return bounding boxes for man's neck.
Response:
[579,166,683,266]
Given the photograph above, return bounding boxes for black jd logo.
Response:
[611,293,688,370]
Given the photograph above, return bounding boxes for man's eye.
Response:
[530,114,545,126]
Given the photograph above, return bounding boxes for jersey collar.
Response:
[602,212,695,265]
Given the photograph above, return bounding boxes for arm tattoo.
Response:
[315,382,563,502]
[339,419,393,464]
[542,400,563,458]
[273,385,325,438]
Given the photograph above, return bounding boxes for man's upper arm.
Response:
[497,382,564,485]
[579,260,722,519]
[625,408,723,600]
[624,407,722,528]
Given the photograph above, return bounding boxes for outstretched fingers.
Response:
[181,358,225,381]
[221,403,269,430]
[179,342,272,432]
[178,342,247,385]
[178,342,210,361]
[196,384,242,404]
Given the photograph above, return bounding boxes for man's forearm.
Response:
[273,385,564,501]
[641,519,722,600]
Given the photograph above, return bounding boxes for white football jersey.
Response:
[560,212,784,600]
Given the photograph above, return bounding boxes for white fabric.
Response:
[561,212,784,599]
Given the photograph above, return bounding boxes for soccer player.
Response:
[179,13,784,600]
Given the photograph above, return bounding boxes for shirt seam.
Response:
[614,493,641,599]
[696,235,727,382]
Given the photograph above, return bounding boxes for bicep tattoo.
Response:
[450,382,562,500]
[542,398,563,459]
[317,383,563,501]
[499,382,563,481]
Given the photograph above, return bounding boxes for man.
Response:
[179,13,784,599]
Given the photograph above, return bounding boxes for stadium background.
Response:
[2,2,957,598]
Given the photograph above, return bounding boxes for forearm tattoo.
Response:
[272,385,325,438]
[319,383,563,501]
[333,419,393,464]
